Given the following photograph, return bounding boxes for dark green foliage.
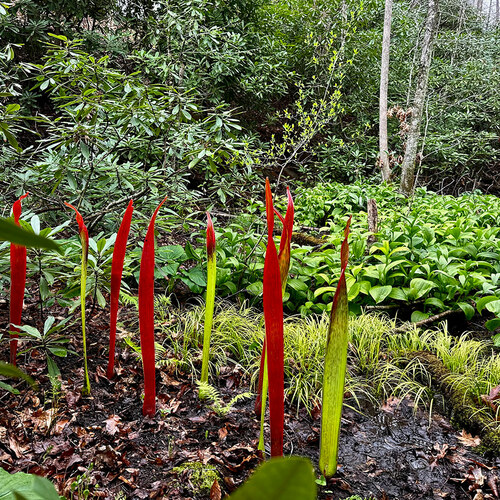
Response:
[0,467,61,499]
[147,182,500,329]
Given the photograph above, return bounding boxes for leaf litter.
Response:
[0,301,499,499]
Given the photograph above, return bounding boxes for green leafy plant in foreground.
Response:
[0,217,60,251]
[0,467,61,499]
[0,361,37,393]
[230,457,316,500]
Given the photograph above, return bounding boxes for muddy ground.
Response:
[1,299,499,500]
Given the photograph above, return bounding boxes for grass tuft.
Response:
[152,301,500,422]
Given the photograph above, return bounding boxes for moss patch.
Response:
[172,461,219,493]
[407,350,500,456]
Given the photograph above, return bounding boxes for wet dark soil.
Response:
[1,299,499,499]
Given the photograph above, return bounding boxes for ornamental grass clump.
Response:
[9,193,29,365]
[139,197,167,417]
[64,202,91,395]
[199,212,216,397]
[107,200,134,379]
[319,216,351,478]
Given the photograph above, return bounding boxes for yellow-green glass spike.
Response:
[200,253,216,391]
[319,275,348,477]
[80,245,91,395]
[258,350,268,452]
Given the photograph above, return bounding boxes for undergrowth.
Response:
[154,301,500,422]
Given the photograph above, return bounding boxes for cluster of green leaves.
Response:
[143,182,500,340]
[293,182,500,329]
[14,34,254,210]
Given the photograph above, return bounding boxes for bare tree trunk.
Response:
[379,0,393,182]
[367,199,379,248]
[497,0,499,22]
[400,0,439,196]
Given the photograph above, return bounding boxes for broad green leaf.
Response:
[0,468,60,499]
[288,279,309,292]
[48,347,67,357]
[80,141,90,160]
[388,288,407,301]
[411,310,429,322]
[47,356,61,380]
[96,288,106,308]
[247,282,263,295]
[485,300,500,316]
[486,319,500,332]
[0,219,60,251]
[314,286,336,298]
[17,325,42,339]
[410,278,436,300]
[0,381,19,394]
[347,282,360,301]
[457,302,475,320]
[43,316,56,335]
[30,215,40,235]
[40,278,49,300]
[185,267,207,287]
[230,457,316,500]
[357,280,372,294]
[369,285,392,304]
[476,296,498,314]
[0,362,36,389]
[425,297,445,310]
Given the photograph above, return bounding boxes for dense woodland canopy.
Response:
[1,0,498,220]
[1,0,500,498]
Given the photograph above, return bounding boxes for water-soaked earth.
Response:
[0,301,499,499]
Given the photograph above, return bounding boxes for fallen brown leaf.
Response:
[457,430,481,448]
[210,478,222,500]
[381,396,401,413]
[104,415,121,436]
[218,427,228,442]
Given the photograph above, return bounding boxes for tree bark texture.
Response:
[367,198,378,247]
[379,0,393,182]
[399,0,439,196]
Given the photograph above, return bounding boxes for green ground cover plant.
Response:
[157,301,500,424]
[141,182,500,339]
